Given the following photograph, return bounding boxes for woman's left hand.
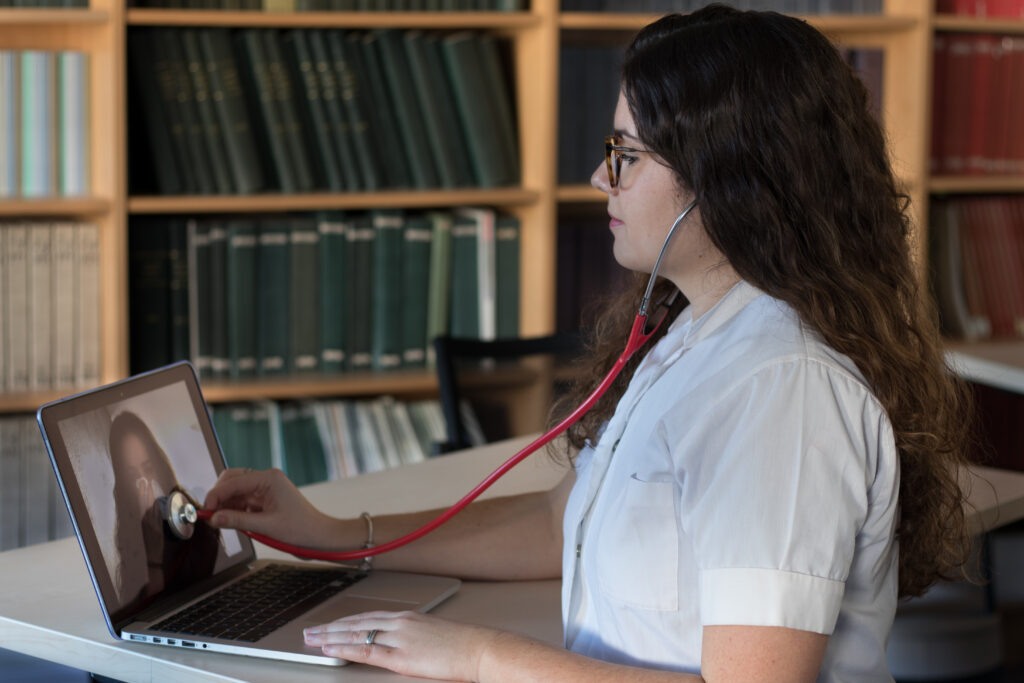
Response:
[303,610,502,681]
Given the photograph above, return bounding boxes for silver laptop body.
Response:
[37,361,460,666]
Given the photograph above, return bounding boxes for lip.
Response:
[608,214,624,230]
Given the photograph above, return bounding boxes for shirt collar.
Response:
[672,280,765,351]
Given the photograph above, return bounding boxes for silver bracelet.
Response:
[359,511,375,572]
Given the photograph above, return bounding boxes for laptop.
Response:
[37,360,461,666]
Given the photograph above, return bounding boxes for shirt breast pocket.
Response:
[593,474,679,611]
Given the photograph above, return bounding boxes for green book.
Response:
[235,29,296,193]
[289,216,321,373]
[448,210,480,339]
[441,32,517,187]
[206,221,230,378]
[401,213,433,368]
[371,209,404,371]
[317,211,348,373]
[326,30,380,191]
[373,29,439,189]
[425,211,452,365]
[350,31,411,189]
[282,30,345,191]
[1,51,19,198]
[128,30,186,194]
[57,51,89,197]
[256,219,291,375]
[249,402,276,470]
[186,219,213,377]
[262,30,315,192]
[420,33,476,187]
[495,213,520,339]
[197,28,265,194]
[19,50,55,198]
[226,219,258,378]
[308,30,361,191]
[476,33,520,183]
[346,213,375,371]
[167,220,191,362]
[156,29,216,194]
[128,218,171,373]
[180,29,234,194]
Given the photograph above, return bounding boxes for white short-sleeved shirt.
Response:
[562,281,899,682]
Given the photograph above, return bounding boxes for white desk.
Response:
[3,435,1024,682]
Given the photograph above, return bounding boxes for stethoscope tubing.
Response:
[196,199,698,563]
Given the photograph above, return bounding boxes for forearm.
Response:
[478,632,702,683]
[329,484,567,580]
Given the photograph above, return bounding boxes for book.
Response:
[19,51,56,198]
[167,220,191,363]
[929,200,989,340]
[128,29,187,195]
[495,213,520,339]
[282,29,346,191]
[181,29,235,194]
[197,28,265,194]
[129,218,172,373]
[317,211,348,373]
[374,29,439,189]
[57,51,89,197]
[27,225,52,390]
[209,222,230,377]
[307,30,361,191]
[289,216,321,373]
[346,213,375,371]
[256,219,291,375]
[51,222,77,388]
[350,31,411,188]
[262,29,315,192]
[440,33,517,187]
[235,29,296,192]
[425,211,453,366]
[0,51,18,197]
[371,209,404,370]
[400,213,433,368]
[456,207,497,341]
[75,223,100,387]
[225,219,259,377]
[448,210,480,339]
[4,223,30,391]
[325,30,381,191]
[186,219,213,376]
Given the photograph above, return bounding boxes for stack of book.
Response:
[936,0,1024,17]
[0,414,74,552]
[930,196,1024,341]
[1,221,101,392]
[127,27,519,195]
[211,396,483,486]
[129,207,521,378]
[932,32,1024,176]
[0,50,90,199]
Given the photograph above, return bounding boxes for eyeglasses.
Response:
[604,135,650,188]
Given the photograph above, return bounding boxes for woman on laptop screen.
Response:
[204,6,972,681]
[110,410,218,606]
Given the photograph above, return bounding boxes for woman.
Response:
[110,410,219,607]
[204,6,971,681]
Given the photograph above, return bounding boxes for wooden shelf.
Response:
[934,14,1024,35]
[126,8,540,29]
[0,197,112,217]
[929,176,1024,195]
[559,11,918,34]
[946,339,1024,395]
[557,185,604,203]
[0,8,109,25]
[128,188,540,214]
[198,364,538,405]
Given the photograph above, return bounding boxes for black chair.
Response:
[432,332,584,454]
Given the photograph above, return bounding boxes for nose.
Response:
[591,160,614,194]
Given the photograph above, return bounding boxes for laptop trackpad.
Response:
[296,595,420,629]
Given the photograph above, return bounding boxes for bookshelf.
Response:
[1,1,1018,419]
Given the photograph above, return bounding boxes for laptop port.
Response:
[182,641,196,647]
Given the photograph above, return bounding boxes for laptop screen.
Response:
[38,362,250,631]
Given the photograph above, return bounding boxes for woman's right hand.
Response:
[203,468,341,551]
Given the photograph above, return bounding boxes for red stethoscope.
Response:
[168,200,698,563]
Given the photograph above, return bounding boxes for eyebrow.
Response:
[612,128,642,145]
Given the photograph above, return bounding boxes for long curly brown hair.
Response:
[553,5,972,599]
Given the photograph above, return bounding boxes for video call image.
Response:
[58,381,243,613]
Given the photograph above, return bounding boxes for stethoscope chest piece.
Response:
[161,489,198,540]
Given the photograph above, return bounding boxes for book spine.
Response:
[327,30,381,191]
[226,220,259,377]
[128,29,186,194]
[262,30,315,192]
[4,224,30,391]
[167,220,191,362]
[20,51,56,198]
[400,214,433,368]
[346,214,374,371]
[129,218,172,373]
[495,213,520,339]
[425,211,452,366]
[51,222,77,388]
[317,212,348,373]
[57,51,89,197]
[371,210,404,370]
[75,223,101,387]
[448,212,480,339]
[256,220,291,375]
[0,51,19,198]
[289,217,321,373]
[236,29,295,192]
[181,29,235,194]
[27,224,52,390]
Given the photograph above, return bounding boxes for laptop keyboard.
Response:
[153,565,368,643]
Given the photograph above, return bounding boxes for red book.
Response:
[965,34,997,175]
[988,37,1014,174]
[940,34,976,174]
[1007,37,1024,175]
